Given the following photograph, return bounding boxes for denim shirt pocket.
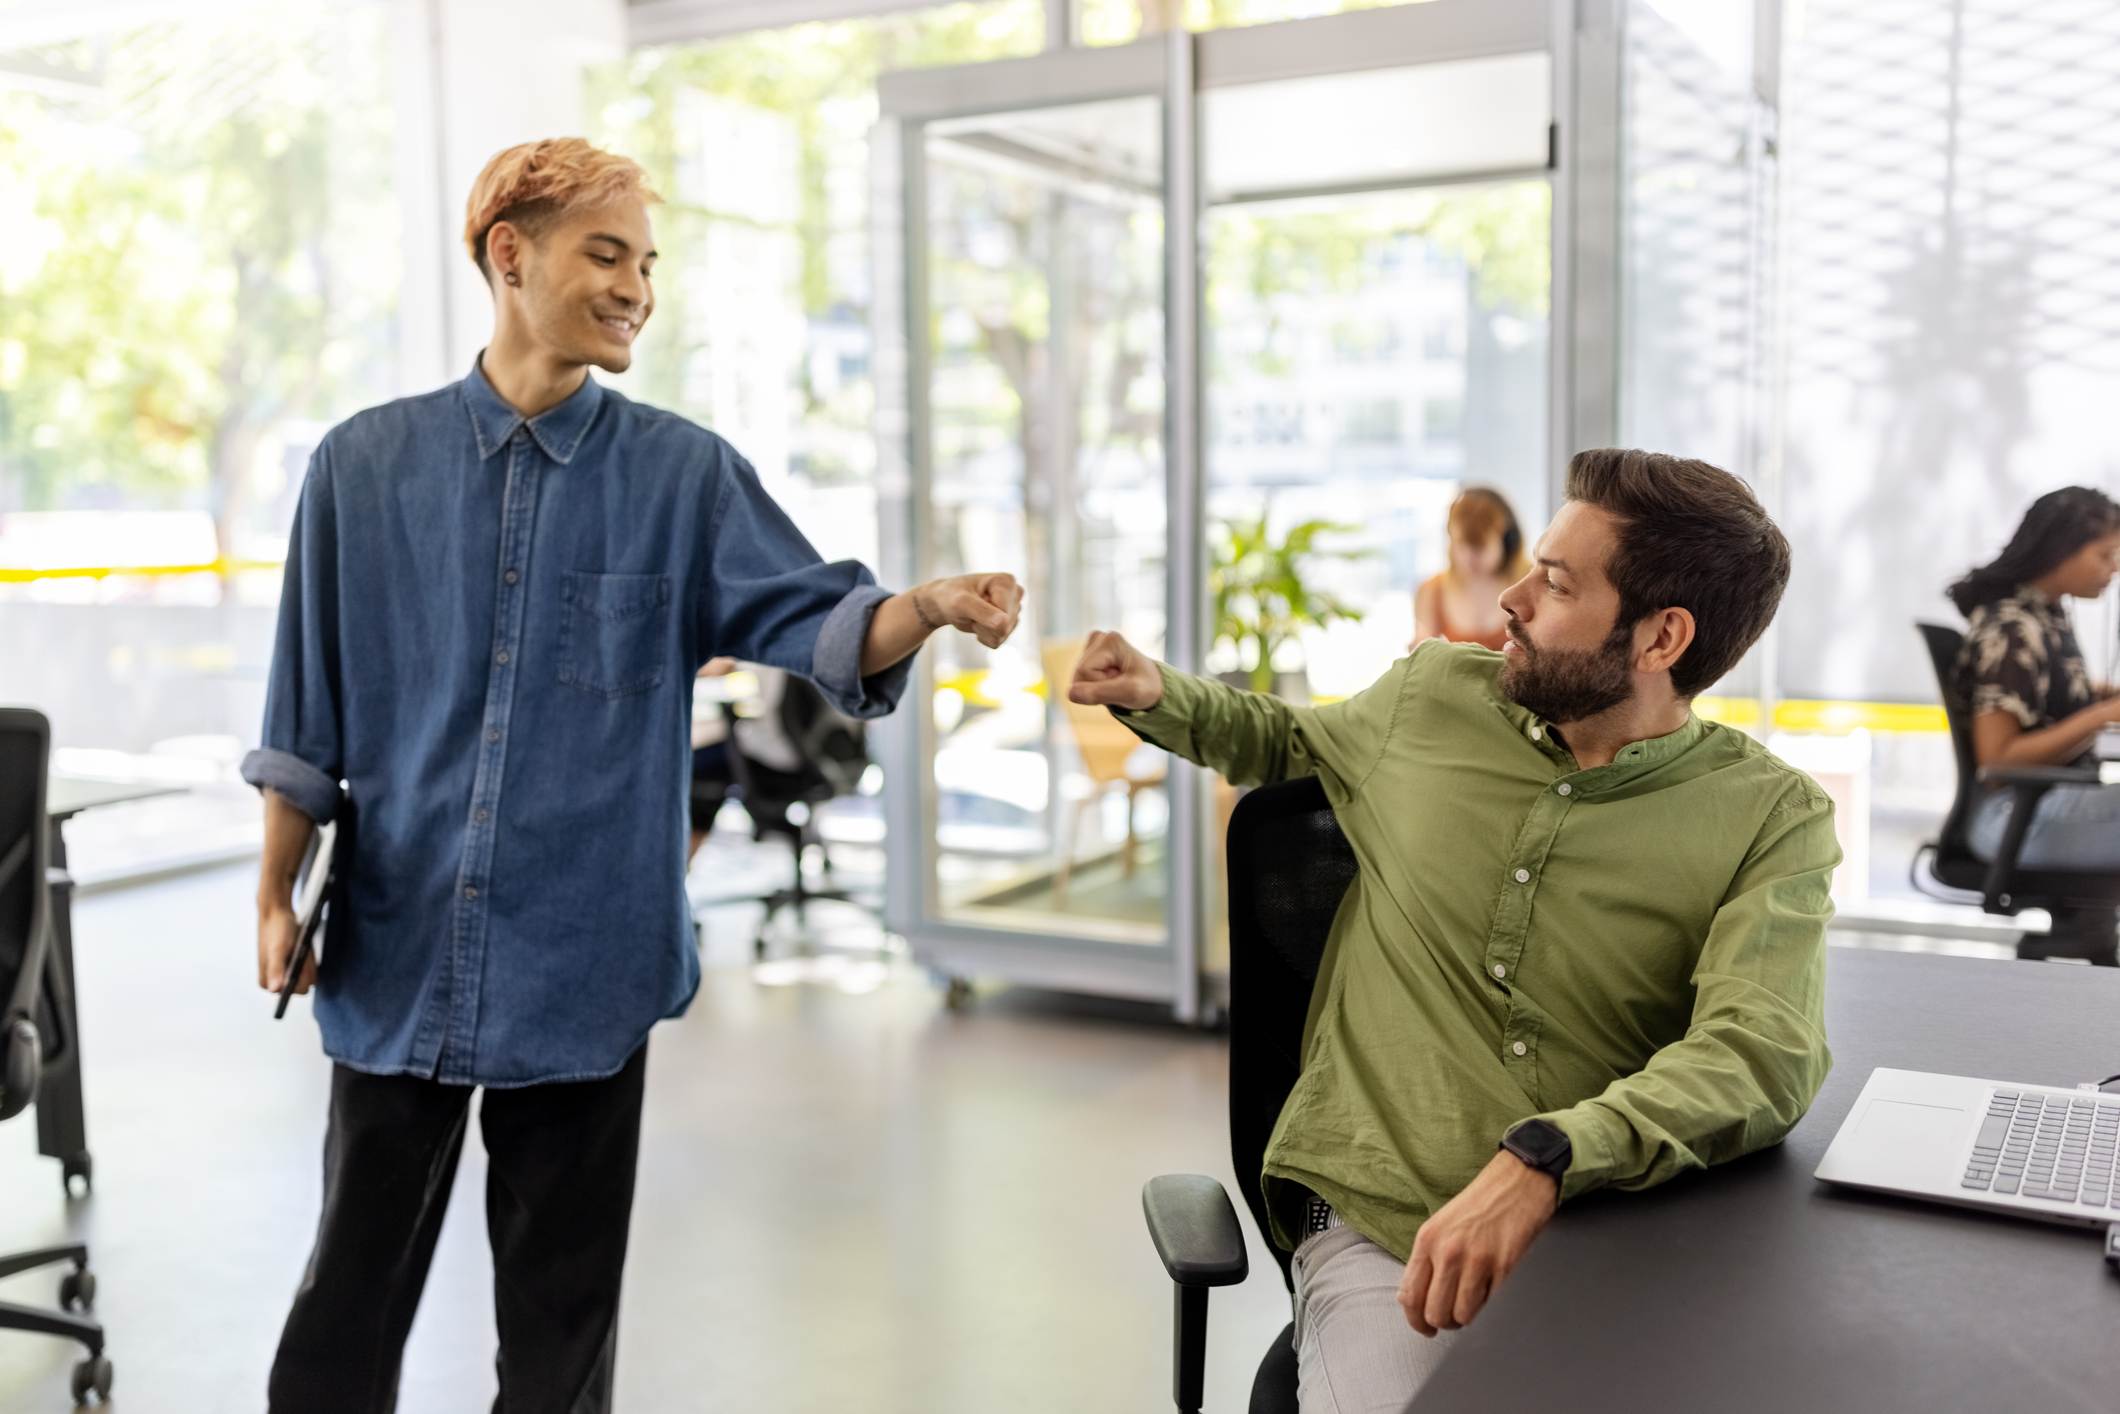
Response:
[558,571,671,699]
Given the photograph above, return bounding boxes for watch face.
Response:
[1512,1120,1568,1166]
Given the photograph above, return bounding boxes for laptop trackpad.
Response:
[1853,1098,1970,1185]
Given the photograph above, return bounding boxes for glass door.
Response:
[921,94,1172,942]
[875,37,1204,1010]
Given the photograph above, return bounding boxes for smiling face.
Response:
[1493,501,1643,723]
[489,194,658,375]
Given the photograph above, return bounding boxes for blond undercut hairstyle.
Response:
[462,138,662,284]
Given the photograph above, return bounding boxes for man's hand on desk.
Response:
[917,574,1024,650]
[1399,1149,1559,1337]
[257,897,316,996]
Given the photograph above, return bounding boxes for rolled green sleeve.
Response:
[1536,782,1840,1200]
[1114,653,1415,803]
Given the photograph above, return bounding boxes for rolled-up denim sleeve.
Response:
[239,447,345,823]
[697,449,911,720]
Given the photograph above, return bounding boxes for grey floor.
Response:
[0,837,1295,1414]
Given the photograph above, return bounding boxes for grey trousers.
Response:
[1969,782,2120,871]
[1292,1225,1461,1414]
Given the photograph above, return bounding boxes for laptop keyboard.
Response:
[1962,1090,2120,1205]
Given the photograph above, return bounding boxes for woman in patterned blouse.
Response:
[1946,487,2120,953]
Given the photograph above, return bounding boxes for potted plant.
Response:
[1209,508,1372,698]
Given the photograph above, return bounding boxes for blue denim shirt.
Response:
[241,358,911,1086]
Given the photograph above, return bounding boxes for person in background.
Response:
[1410,486,1534,652]
[1947,485,2120,962]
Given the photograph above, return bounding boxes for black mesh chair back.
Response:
[1,708,53,1123]
[1915,623,1982,870]
[1223,776,1357,1413]
[1225,776,1357,1290]
[0,707,111,1394]
[728,676,869,826]
[778,676,869,800]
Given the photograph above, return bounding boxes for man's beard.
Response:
[1497,616,1637,723]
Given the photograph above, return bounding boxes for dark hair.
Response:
[1946,486,2120,616]
[1564,448,1791,698]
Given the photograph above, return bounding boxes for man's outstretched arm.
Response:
[1069,628,1408,797]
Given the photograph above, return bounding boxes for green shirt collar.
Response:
[1491,694,1710,779]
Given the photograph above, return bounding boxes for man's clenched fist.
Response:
[1067,630,1163,713]
[918,574,1024,650]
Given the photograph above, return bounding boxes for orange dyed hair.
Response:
[462,138,662,281]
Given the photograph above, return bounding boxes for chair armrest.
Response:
[1974,764,2106,913]
[1977,764,2103,788]
[1144,1175,1249,1412]
[1142,1174,1249,1287]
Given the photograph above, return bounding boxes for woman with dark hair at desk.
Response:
[1948,485,2120,957]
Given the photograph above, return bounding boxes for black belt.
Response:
[1299,1189,1344,1238]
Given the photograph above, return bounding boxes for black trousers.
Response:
[267,1045,648,1414]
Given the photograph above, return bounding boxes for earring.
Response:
[504,271,521,287]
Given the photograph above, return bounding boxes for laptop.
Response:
[1815,1068,2119,1230]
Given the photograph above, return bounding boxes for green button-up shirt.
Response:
[1122,641,1838,1260]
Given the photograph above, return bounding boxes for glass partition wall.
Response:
[873,2,1578,1018]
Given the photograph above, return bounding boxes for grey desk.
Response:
[1411,947,2120,1414]
[35,775,183,1195]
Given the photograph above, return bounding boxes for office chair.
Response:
[711,677,873,958]
[0,708,113,1403]
[1141,775,1355,1414]
[1913,623,2120,964]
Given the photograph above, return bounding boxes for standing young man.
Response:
[1071,450,1837,1412]
[241,138,1023,1413]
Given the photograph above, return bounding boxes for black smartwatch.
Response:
[1501,1118,1572,1184]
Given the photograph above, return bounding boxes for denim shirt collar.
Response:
[460,353,606,465]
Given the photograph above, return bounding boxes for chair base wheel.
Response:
[70,1354,112,1404]
[62,1153,92,1197]
[58,1268,95,1311]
